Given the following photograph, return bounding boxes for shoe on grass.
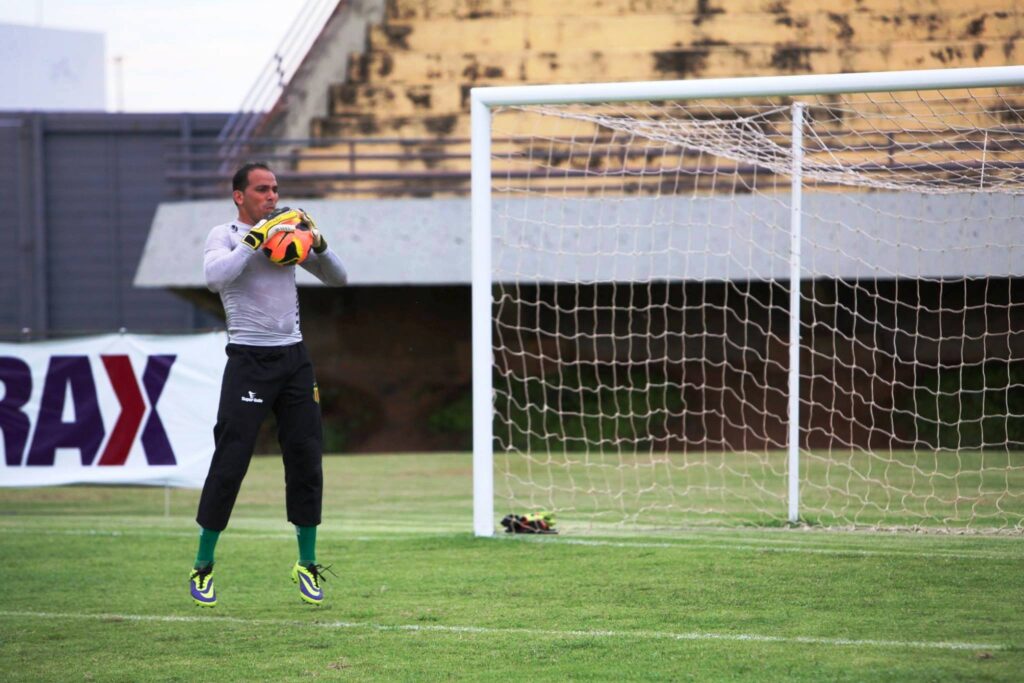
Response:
[189,565,216,608]
[291,562,333,606]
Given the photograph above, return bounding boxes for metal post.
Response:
[787,102,805,524]
[180,113,194,201]
[470,92,495,537]
[30,114,49,338]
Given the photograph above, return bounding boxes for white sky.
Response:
[0,0,312,112]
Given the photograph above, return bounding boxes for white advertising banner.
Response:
[0,332,227,488]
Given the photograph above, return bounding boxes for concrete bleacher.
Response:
[279,0,1024,197]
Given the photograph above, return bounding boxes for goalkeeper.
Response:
[188,162,347,608]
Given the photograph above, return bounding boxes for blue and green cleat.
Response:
[291,562,332,606]
[189,566,216,607]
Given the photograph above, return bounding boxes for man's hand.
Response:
[299,208,327,253]
[242,207,301,251]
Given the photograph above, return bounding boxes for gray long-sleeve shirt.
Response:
[204,220,348,346]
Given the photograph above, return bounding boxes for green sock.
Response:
[194,527,220,570]
[296,525,317,566]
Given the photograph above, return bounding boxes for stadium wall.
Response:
[0,112,228,341]
[136,195,1022,454]
[126,0,1024,453]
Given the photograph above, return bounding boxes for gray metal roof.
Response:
[134,198,473,287]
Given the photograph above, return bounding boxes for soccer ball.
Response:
[263,219,314,266]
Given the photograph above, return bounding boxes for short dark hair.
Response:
[232,162,272,194]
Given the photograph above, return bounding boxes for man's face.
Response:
[234,168,278,224]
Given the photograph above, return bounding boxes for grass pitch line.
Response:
[0,610,1004,652]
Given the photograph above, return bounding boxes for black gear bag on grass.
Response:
[501,512,558,534]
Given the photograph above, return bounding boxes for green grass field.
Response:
[1,453,1022,681]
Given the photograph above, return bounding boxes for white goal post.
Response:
[471,66,1024,536]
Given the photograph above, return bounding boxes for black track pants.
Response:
[196,342,323,531]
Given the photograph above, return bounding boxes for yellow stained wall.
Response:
[300,0,1023,189]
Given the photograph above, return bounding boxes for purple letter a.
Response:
[26,356,105,466]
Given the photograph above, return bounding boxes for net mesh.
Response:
[489,87,1024,533]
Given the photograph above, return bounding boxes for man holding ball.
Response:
[189,161,347,607]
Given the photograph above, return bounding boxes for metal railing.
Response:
[167,134,729,198]
[168,135,475,198]
[215,0,345,173]
[166,130,1024,200]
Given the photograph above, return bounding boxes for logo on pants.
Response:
[241,391,264,404]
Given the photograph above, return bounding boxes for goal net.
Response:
[471,68,1024,535]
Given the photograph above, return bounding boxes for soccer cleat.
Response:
[291,562,333,606]
[189,565,217,607]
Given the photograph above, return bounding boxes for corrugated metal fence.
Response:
[0,112,228,340]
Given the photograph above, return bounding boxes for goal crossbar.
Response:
[471,66,1024,108]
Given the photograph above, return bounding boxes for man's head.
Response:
[232,162,278,225]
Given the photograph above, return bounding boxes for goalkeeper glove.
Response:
[299,208,327,254]
[242,207,300,251]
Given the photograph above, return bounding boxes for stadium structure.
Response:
[5,0,1022,463]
